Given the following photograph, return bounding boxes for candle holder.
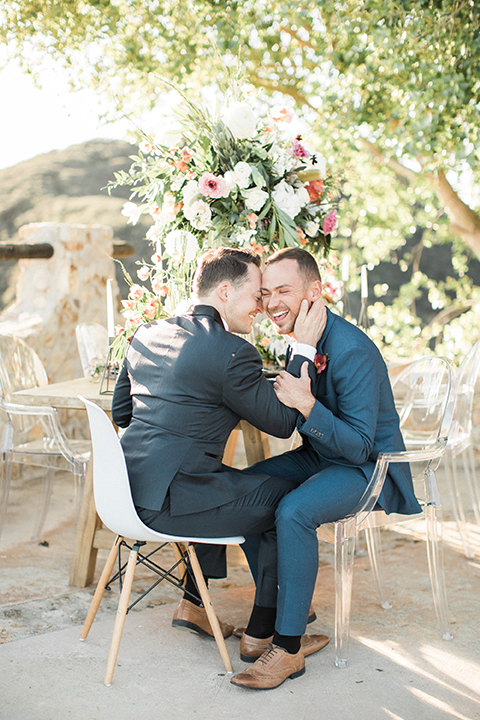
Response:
[99,337,120,395]
[358,297,370,330]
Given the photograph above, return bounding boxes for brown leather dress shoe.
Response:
[231,645,305,689]
[233,604,317,639]
[171,599,234,638]
[240,632,329,662]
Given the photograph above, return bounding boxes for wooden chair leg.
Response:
[173,542,188,586]
[80,536,122,641]
[186,545,233,673]
[104,544,139,686]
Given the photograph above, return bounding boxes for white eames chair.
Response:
[78,396,244,685]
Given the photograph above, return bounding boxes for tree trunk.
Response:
[433,171,480,259]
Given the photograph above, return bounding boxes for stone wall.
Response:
[0,223,121,383]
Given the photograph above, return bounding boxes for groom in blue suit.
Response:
[231,248,421,689]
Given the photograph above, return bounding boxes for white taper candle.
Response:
[106,278,115,338]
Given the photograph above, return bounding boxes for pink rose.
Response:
[198,172,227,199]
[323,210,337,235]
[292,137,310,159]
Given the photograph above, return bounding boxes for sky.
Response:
[0,60,130,170]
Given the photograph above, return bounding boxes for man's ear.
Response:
[308,280,323,301]
[216,282,231,304]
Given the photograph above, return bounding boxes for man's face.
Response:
[224,264,263,334]
[261,259,316,335]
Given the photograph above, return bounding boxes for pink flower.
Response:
[129,284,145,300]
[114,325,126,337]
[137,266,150,281]
[181,147,193,161]
[271,106,294,123]
[314,353,328,374]
[198,172,227,199]
[151,252,162,265]
[151,276,169,296]
[292,137,310,159]
[323,210,338,235]
[143,299,158,319]
[121,299,136,310]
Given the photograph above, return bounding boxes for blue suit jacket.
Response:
[295,309,421,516]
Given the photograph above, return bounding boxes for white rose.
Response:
[164,230,199,263]
[223,102,257,139]
[243,187,269,212]
[295,185,310,209]
[272,180,304,219]
[233,162,252,188]
[190,200,212,231]
[182,180,201,221]
[304,220,319,237]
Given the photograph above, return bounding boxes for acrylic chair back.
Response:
[452,339,480,444]
[391,356,456,453]
[0,335,49,437]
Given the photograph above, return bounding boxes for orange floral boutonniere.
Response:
[314,353,329,374]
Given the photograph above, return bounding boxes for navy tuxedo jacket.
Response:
[112,305,301,516]
[294,309,421,516]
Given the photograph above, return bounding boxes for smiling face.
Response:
[261,258,322,336]
[223,263,264,334]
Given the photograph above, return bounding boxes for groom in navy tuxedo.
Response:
[231,247,421,689]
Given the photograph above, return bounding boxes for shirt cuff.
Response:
[291,343,316,363]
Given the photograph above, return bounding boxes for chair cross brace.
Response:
[104,539,203,615]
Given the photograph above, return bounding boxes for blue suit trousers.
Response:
[247,447,368,636]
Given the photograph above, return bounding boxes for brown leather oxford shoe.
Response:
[171,598,234,638]
[231,645,305,690]
[240,632,330,662]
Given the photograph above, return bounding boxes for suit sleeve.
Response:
[297,344,381,465]
[221,342,298,438]
[111,362,133,428]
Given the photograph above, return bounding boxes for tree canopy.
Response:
[2,0,480,358]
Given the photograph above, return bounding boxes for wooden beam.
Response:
[0,240,135,261]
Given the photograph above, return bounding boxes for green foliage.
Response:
[2,0,480,359]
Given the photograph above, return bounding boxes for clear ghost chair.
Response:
[0,335,90,542]
[75,323,109,378]
[441,339,480,558]
[358,356,456,666]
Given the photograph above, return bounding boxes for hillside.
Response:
[0,139,152,308]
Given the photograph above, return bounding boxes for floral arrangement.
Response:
[109,84,339,362]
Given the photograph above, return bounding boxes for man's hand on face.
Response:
[273,362,315,419]
[293,298,327,346]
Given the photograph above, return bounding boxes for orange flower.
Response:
[181,147,193,162]
[296,229,307,246]
[305,179,325,202]
[175,160,189,173]
[250,239,265,254]
[247,212,258,229]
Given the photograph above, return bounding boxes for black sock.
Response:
[183,573,208,606]
[272,632,301,655]
[245,604,276,639]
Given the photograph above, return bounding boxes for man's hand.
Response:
[293,298,327,346]
[273,362,316,419]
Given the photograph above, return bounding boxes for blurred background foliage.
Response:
[1,0,479,360]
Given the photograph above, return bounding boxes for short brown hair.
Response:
[193,246,261,296]
[265,247,321,285]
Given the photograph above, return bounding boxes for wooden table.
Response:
[15,378,271,587]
